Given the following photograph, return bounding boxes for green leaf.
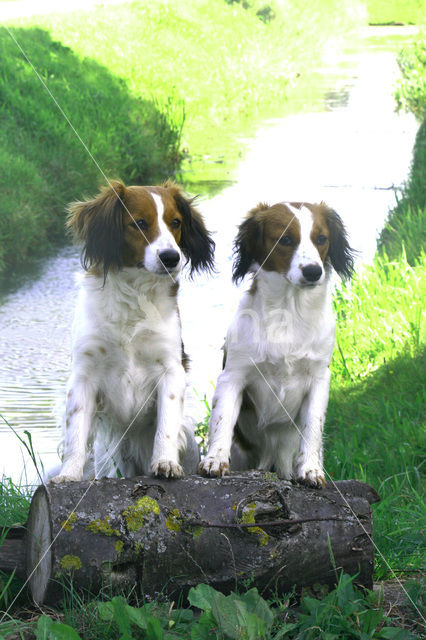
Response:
[378,628,418,639]
[111,597,135,640]
[237,588,273,628]
[272,622,299,639]
[47,622,83,640]
[146,617,164,640]
[169,608,194,623]
[125,605,150,630]
[97,601,114,621]
[36,616,51,640]
[244,612,268,640]
[188,583,219,611]
[210,591,243,638]
[359,607,382,633]
[36,616,82,640]
[190,610,217,640]
[190,627,210,640]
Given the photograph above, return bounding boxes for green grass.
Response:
[328,259,425,578]
[326,29,426,579]
[365,0,426,25]
[0,0,360,277]
[1,573,421,639]
[395,37,426,123]
[0,23,184,277]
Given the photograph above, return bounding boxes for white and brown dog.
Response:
[199,201,354,487]
[51,180,214,483]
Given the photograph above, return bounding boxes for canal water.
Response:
[0,26,419,484]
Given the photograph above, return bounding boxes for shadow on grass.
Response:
[0,26,185,279]
[378,119,425,265]
[326,349,425,575]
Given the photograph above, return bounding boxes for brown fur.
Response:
[233,201,353,282]
[67,180,215,279]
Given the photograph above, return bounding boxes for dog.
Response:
[199,201,354,487]
[50,180,215,483]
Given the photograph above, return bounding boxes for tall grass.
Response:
[326,45,426,576]
[327,256,425,577]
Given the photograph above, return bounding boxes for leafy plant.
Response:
[295,572,417,639]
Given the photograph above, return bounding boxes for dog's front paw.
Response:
[199,455,230,477]
[49,473,83,484]
[295,461,325,489]
[151,459,184,479]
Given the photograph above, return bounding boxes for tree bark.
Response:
[3,473,380,605]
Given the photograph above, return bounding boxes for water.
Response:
[0,27,419,484]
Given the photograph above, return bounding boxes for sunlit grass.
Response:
[365,0,426,24]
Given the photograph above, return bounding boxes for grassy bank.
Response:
[327,31,426,581]
[0,0,359,277]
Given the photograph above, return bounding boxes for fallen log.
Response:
[3,473,380,605]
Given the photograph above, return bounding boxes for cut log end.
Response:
[26,486,53,605]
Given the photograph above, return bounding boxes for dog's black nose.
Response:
[159,249,180,269]
[302,264,323,282]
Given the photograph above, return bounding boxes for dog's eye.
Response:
[317,235,328,245]
[278,235,293,246]
[130,219,148,230]
[171,218,181,229]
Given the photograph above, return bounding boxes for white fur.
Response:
[286,204,325,286]
[200,208,335,485]
[144,192,182,273]
[50,193,197,483]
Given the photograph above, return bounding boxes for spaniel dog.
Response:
[50,180,214,483]
[199,201,354,487]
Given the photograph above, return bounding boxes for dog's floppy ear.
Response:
[232,205,266,283]
[67,180,126,280]
[172,188,215,276]
[324,205,356,280]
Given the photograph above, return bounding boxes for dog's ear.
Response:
[232,205,266,283]
[324,205,356,279]
[172,188,215,277]
[67,180,126,280]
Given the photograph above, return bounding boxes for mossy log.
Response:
[5,473,379,605]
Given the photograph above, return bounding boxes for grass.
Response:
[0,23,184,278]
[326,30,426,580]
[328,261,425,578]
[1,573,422,638]
[395,37,426,124]
[365,0,426,25]
[0,0,360,277]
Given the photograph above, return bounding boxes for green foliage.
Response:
[1,576,418,639]
[328,250,425,576]
[188,583,274,638]
[0,476,31,527]
[35,615,82,640]
[0,24,183,276]
[295,572,417,639]
[195,392,212,456]
[378,122,425,265]
[395,37,426,121]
